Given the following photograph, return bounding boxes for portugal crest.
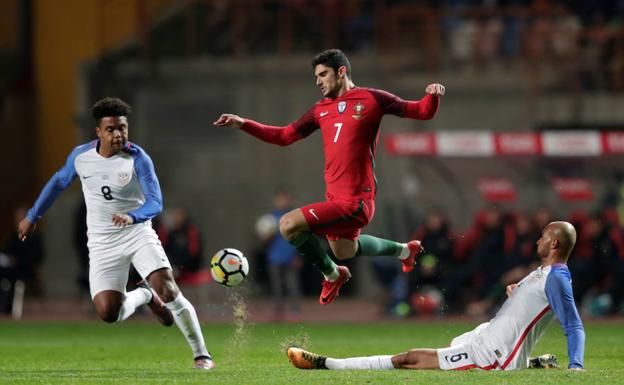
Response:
[338,101,347,114]
[352,103,365,120]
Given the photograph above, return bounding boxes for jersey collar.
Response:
[95,140,131,157]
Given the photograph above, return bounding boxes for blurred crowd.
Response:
[157,0,624,92]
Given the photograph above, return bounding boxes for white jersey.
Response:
[477,265,555,370]
[27,140,163,235]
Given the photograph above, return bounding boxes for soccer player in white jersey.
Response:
[288,221,585,371]
[17,97,214,370]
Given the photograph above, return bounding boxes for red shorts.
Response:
[300,198,375,241]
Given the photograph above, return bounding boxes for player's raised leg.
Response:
[147,268,214,369]
[353,235,424,273]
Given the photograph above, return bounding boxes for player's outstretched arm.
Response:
[19,145,85,240]
[545,267,585,370]
[214,112,307,146]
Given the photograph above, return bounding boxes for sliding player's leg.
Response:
[287,346,439,370]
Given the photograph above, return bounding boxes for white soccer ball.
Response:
[210,248,249,287]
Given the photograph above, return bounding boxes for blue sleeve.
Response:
[127,146,163,223]
[26,147,81,223]
[545,267,585,369]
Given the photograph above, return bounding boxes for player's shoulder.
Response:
[549,263,571,276]
[546,264,572,284]
[124,141,151,158]
[357,87,402,110]
[358,87,396,98]
[69,140,98,159]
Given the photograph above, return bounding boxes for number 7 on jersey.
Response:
[333,122,343,143]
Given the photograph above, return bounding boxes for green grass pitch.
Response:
[0,320,621,384]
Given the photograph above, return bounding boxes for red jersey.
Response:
[241,87,439,200]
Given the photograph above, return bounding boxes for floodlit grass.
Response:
[0,320,621,384]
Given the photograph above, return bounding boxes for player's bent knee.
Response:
[151,276,179,303]
[96,306,121,323]
[333,249,356,260]
[158,282,179,303]
[279,216,299,241]
[93,291,123,323]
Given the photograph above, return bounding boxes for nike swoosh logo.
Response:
[309,209,319,220]
[321,290,336,303]
[83,175,93,179]
[320,111,329,117]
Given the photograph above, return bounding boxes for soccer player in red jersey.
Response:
[214,49,445,305]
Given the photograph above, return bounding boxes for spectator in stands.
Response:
[606,248,624,314]
[4,206,45,297]
[166,208,204,281]
[256,189,302,321]
[445,207,508,311]
[73,202,89,297]
[467,212,539,317]
[569,213,621,310]
[408,210,455,311]
[587,214,623,314]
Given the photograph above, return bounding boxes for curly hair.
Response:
[92,97,132,122]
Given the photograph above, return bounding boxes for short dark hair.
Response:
[92,97,132,122]
[311,49,351,77]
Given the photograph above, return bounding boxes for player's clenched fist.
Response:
[213,114,244,129]
[425,83,445,96]
[17,218,36,241]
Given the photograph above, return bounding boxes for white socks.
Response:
[324,267,340,282]
[325,355,395,370]
[116,287,152,322]
[397,243,410,260]
[165,292,210,359]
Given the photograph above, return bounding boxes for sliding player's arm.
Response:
[545,268,585,370]
[214,108,318,146]
[18,147,82,240]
